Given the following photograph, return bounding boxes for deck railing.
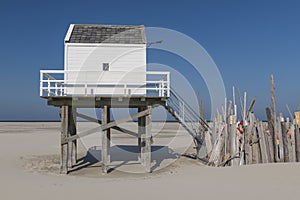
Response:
[40,70,170,97]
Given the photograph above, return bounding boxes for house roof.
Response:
[65,24,146,44]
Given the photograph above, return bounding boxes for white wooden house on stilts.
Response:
[40,24,209,174]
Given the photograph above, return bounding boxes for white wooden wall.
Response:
[64,44,146,96]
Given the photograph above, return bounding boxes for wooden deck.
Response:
[42,96,168,108]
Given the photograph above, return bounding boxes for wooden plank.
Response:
[208,126,225,166]
[77,112,138,137]
[101,109,150,131]
[270,75,280,162]
[64,111,145,144]
[250,113,259,164]
[60,106,68,174]
[244,123,252,165]
[205,131,213,159]
[230,122,239,166]
[257,121,269,163]
[266,107,276,162]
[295,112,300,125]
[281,119,289,162]
[294,124,300,162]
[277,116,284,162]
[77,112,101,124]
[246,96,256,119]
[289,123,296,162]
[63,126,99,144]
[252,126,261,164]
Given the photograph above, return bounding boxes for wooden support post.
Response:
[140,106,152,172]
[68,106,77,168]
[145,105,152,172]
[138,107,142,162]
[72,107,77,165]
[60,106,69,174]
[101,105,111,173]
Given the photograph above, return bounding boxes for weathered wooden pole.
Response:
[277,116,284,162]
[257,121,269,163]
[270,75,280,162]
[280,114,289,162]
[138,107,142,162]
[68,106,77,168]
[244,124,251,165]
[230,119,239,166]
[289,120,296,162]
[140,106,152,172]
[239,92,247,166]
[249,113,259,164]
[266,107,276,162]
[294,123,300,162]
[60,105,69,174]
[139,106,152,172]
[101,105,111,173]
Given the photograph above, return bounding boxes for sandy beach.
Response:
[0,122,300,200]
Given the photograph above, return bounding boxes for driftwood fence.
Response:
[203,75,300,166]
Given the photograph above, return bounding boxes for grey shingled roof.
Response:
[67,24,146,44]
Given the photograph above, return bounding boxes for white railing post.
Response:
[158,81,161,97]
[167,72,170,97]
[182,101,185,121]
[40,71,43,96]
[60,83,63,96]
[162,80,165,97]
[47,78,50,96]
[55,82,58,96]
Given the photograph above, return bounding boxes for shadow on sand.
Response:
[68,145,179,173]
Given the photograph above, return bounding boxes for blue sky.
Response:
[0,0,300,121]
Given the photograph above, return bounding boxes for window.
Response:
[103,63,109,71]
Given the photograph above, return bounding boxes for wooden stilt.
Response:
[140,106,152,172]
[60,106,69,174]
[138,107,142,162]
[72,107,77,165]
[144,106,152,172]
[101,105,111,173]
[67,106,77,168]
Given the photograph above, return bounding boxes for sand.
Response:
[0,122,300,200]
